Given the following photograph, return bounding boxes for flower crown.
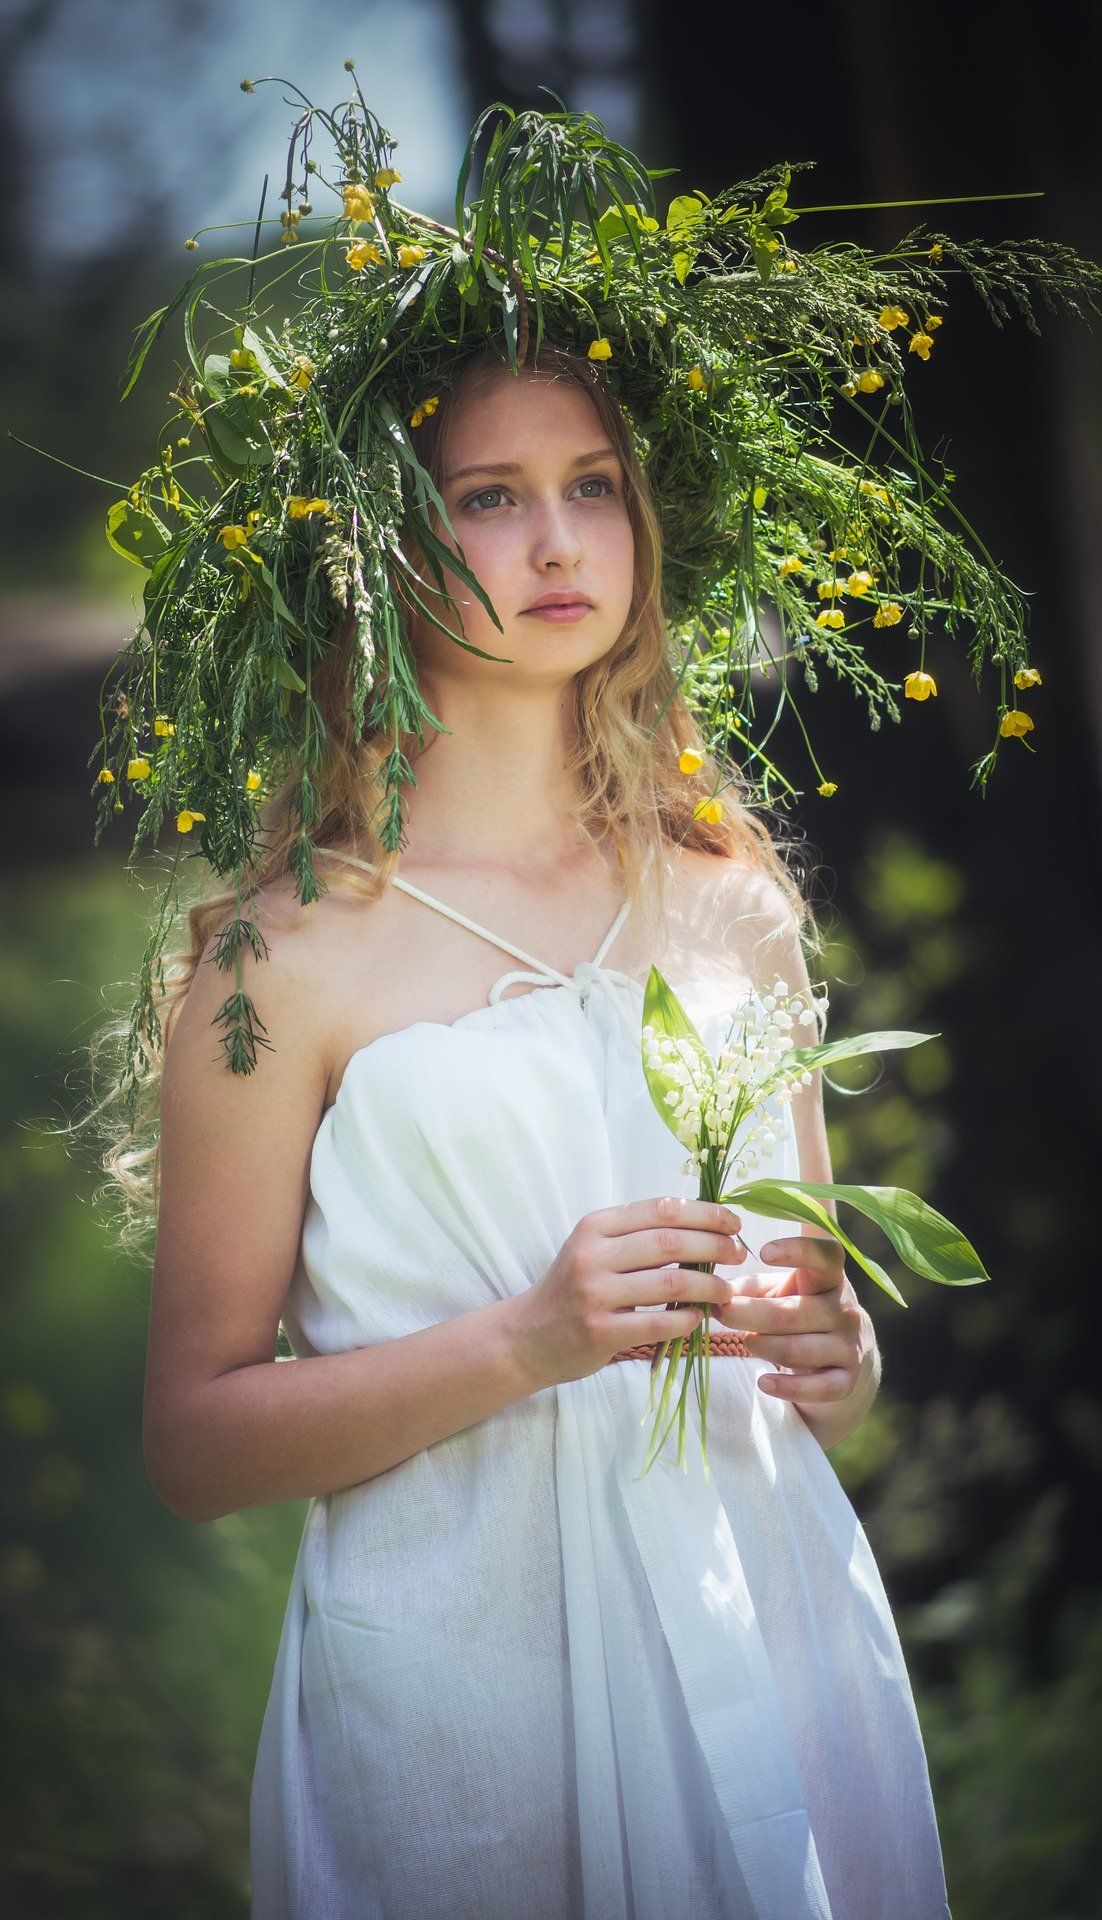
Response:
[31,62,1101,1098]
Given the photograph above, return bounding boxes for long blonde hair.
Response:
[64,340,821,1254]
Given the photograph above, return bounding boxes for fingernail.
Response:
[761,1242,777,1258]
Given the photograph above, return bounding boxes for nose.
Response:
[529,496,585,572]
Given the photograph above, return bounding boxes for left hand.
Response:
[712,1230,870,1403]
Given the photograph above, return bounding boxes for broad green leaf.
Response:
[666,195,704,235]
[762,1178,990,1289]
[788,1028,937,1075]
[105,499,170,568]
[640,965,713,1141]
[720,1178,909,1306]
[274,655,306,693]
[241,324,287,389]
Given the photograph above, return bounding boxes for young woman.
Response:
[140,344,950,1918]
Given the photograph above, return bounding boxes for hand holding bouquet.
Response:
[638,969,989,1478]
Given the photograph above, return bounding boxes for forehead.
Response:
[444,366,605,465]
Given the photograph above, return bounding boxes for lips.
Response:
[522,595,594,612]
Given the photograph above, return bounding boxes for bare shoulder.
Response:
[164,867,375,1117]
[665,844,811,984]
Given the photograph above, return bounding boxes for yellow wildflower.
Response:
[873,601,904,627]
[678,748,705,775]
[777,555,805,578]
[841,380,857,397]
[280,229,299,246]
[289,355,316,390]
[693,797,725,825]
[588,338,613,362]
[816,608,846,629]
[859,479,893,507]
[1014,666,1043,689]
[220,524,250,550]
[245,770,262,792]
[153,714,175,738]
[345,240,383,271]
[827,546,847,562]
[343,184,377,223]
[229,347,257,370]
[287,496,332,519]
[775,257,798,272]
[126,757,152,780]
[878,305,910,331]
[410,395,440,428]
[999,709,1035,738]
[397,244,428,269]
[96,767,115,784]
[817,781,838,796]
[655,308,667,325]
[686,364,707,390]
[176,436,190,448]
[856,369,885,393]
[245,510,263,535]
[375,168,403,190]
[924,314,944,331]
[909,331,935,360]
[904,670,938,701]
[176,810,207,833]
[184,237,199,251]
[846,570,874,596]
[817,580,846,599]
[929,241,943,263]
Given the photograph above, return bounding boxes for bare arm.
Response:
[762,883,883,1452]
[142,908,543,1526]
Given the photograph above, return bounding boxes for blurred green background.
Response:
[2,2,1100,1915]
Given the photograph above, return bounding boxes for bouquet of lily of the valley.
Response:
[638,969,990,1479]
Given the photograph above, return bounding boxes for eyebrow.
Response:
[444,446,620,484]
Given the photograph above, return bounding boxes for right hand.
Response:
[513,1195,747,1388]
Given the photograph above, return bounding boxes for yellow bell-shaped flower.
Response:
[588,338,613,362]
[692,797,724,825]
[126,757,152,780]
[678,748,705,775]
[999,709,1035,738]
[176,809,207,833]
[904,670,938,701]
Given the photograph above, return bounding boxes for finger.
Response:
[736,1333,851,1370]
[758,1234,845,1294]
[712,1293,837,1336]
[594,1195,743,1240]
[759,1367,855,1402]
[609,1265,737,1312]
[610,1226,747,1273]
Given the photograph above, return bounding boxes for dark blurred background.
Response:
[2,2,1100,1914]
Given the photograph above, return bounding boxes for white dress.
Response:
[249,853,951,1920]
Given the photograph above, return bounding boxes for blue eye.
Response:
[462,475,618,512]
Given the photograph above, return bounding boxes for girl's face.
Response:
[412,365,635,684]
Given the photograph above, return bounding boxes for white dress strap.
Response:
[314,843,652,1003]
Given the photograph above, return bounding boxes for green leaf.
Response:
[782,1179,990,1288]
[640,964,713,1141]
[719,1178,910,1306]
[788,1028,937,1075]
[666,194,704,235]
[720,1175,992,1303]
[105,499,170,568]
[241,324,287,389]
[274,655,306,693]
